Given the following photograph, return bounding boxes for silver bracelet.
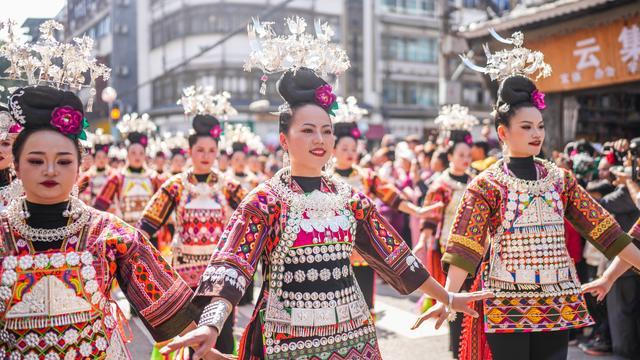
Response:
[198,299,232,332]
[446,292,457,322]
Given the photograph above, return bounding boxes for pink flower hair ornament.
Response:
[8,123,23,134]
[531,89,546,110]
[350,127,361,139]
[139,135,148,146]
[50,106,89,140]
[314,84,338,115]
[209,124,222,139]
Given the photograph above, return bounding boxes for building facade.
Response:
[59,0,513,142]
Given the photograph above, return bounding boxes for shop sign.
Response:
[527,15,640,92]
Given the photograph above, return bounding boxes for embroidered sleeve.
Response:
[562,170,631,259]
[441,177,495,275]
[106,215,197,341]
[93,174,121,211]
[138,177,181,238]
[364,169,405,210]
[194,187,279,305]
[352,192,429,294]
[77,173,91,194]
[224,178,248,210]
[420,185,446,232]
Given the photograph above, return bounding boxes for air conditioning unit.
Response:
[118,0,131,5]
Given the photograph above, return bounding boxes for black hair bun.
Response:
[9,86,83,129]
[448,130,473,146]
[127,132,148,147]
[277,67,328,108]
[496,75,536,109]
[231,141,247,154]
[192,114,220,136]
[334,122,360,141]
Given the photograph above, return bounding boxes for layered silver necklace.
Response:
[6,196,92,242]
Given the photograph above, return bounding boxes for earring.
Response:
[21,198,30,219]
[323,156,336,176]
[283,151,290,169]
[64,185,80,218]
[502,143,510,164]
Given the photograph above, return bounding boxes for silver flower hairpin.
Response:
[116,113,157,137]
[0,19,110,111]
[244,16,351,94]
[332,96,368,124]
[178,86,238,120]
[434,104,479,131]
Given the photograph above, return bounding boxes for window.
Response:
[380,0,435,16]
[385,36,437,63]
[151,4,340,49]
[463,82,485,106]
[383,80,438,106]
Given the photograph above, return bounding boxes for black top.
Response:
[0,168,13,188]
[194,173,210,183]
[25,200,70,252]
[292,176,322,193]
[335,167,354,178]
[507,156,537,181]
[128,167,143,173]
[449,172,470,184]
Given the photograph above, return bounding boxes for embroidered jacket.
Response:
[138,170,246,287]
[443,159,632,333]
[420,170,471,284]
[0,208,197,359]
[335,166,406,267]
[77,166,115,206]
[93,168,161,224]
[194,176,429,359]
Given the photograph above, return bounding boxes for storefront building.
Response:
[460,0,640,152]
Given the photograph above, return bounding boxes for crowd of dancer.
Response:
[0,16,640,360]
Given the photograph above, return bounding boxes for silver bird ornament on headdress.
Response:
[459,29,552,82]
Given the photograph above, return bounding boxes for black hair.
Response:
[472,141,490,156]
[333,122,360,148]
[8,86,85,166]
[188,114,220,148]
[434,150,449,169]
[493,75,539,131]
[13,127,83,167]
[277,67,330,134]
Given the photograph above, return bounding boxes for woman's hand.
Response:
[582,276,614,302]
[411,291,493,330]
[415,201,444,218]
[160,326,220,360]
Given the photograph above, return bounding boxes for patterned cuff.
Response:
[198,299,232,333]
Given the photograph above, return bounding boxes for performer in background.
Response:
[414,104,477,357]
[0,104,22,211]
[332,96,443,314]
[77,128,115,206]
[94,113,160,226]
[139,86,245,354]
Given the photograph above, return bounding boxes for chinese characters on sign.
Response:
[527,16,640,92]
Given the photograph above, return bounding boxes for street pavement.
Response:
[127,280,624,359]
